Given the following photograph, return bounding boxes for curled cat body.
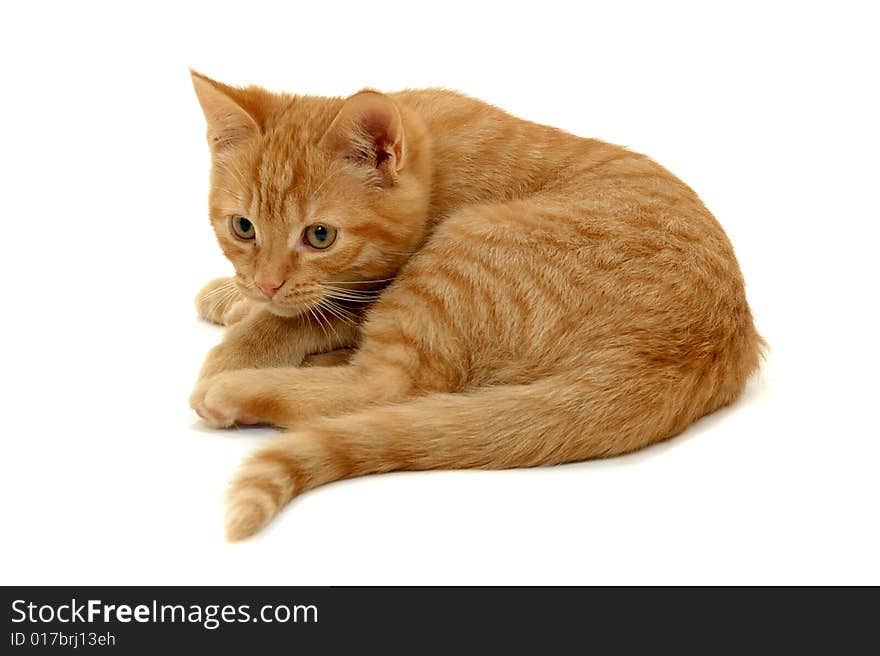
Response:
[189,71,764,541]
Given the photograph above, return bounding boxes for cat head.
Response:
[191,71,431,317]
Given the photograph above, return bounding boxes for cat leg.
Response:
[193,305,359,423]
[191,350,425,429]
[190,290,465,428]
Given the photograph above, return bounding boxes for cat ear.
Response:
[190,70,261,152]
[320,91,406,186]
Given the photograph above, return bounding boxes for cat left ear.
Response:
[190,70,261,153]
[320,91,406,186]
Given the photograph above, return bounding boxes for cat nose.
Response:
[256,280,282,299]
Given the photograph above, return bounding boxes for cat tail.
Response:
[225,372,709,541]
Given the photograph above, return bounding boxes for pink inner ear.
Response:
[322,92,406,185]
[360,106,396,145]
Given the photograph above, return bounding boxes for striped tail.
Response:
[224,366,737,540]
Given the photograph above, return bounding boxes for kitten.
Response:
[189,71,764,541]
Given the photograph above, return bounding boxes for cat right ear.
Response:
[320,91,406,186]
[190,70,260,152]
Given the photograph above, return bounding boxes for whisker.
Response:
[327,278,396,285]
[321,286,381,298]
[318,299,351,323]
[207,287,237,321]
[318,298,358,327]
[315,303,346,343]
[200,280,236,300]
[321,282,383,294]
[319,285,383,306]
[205,287,231,315]
[306,305,330,343]
[322,288,382,297]
[322,284,382,293]
[321,294,378,305]
[326,299,359,321]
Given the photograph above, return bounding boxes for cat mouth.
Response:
[241,281,326,318]
[260,298,309,317]
[259,293,324,318]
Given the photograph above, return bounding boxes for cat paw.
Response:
[195,277,246,326]
[190,372,265,428]
[223,298,253,326]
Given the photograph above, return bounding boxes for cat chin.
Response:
[263,303,308,319]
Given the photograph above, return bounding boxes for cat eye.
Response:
[230,216,256,241]
[304,224,337,249]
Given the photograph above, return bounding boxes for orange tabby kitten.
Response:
[189,71,763,541]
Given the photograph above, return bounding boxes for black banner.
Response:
[1,587,875,652]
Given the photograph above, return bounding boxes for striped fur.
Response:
[189,72,764,540]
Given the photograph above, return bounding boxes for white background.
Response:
[1,1,877,585]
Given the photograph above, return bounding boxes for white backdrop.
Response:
[1,1,877,585]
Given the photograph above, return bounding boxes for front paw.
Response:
[223,298,253,326]
[195,277,246,326]
[190,372,264,428]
